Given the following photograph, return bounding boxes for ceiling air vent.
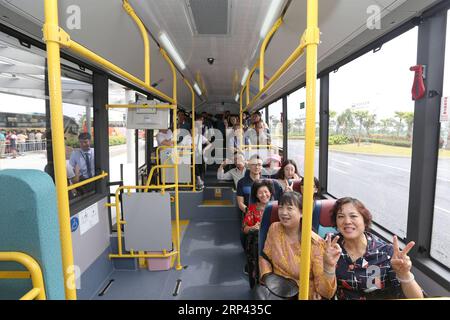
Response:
[186,0,230,35]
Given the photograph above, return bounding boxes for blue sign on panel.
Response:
[71,216,79,232]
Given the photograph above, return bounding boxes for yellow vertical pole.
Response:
[239,87,245,149]
[246,61,259,107]
[122,0,150,86]
[299,0,320,300]
[161,49,182,270]
[246,81,250,106]
[123,1,150,251]
[115,191,123,255]
[43,0,77,300]
[184,79,196,192]
[260,18,283,91]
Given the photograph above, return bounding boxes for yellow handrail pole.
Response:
[43,0,76,300]
[0,252,46,300]
[68,41,174,104]
[246,81,250,106]
[260,18,283,91]
[20,288,41,300]
[183,79,196,192]
[122,0,150,86]
[173,139,182,270]
[244,40,306,112]
[239,84,247,149]
[0,271,31,279]
[67,171,108,191]
[246,60,259,106]
[107,104,178,109]
[299,0,320,300]
[156,145,160,186]
[144,164,176,191]
[160,48,182,270]
[115,188,124,255]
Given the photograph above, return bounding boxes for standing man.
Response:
[156,128,173,147]
[35,130,43,151]
[28,130,35,152]
[0,130,5,158]
[69,132,95,192]
[9,131,18,158]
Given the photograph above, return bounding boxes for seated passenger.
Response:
[299,177,321,200]
[250,111,269,131]
[156,128,173,147]
[323,197,424,300]
[236,155,262,216]
[243,179,273,235]
[217,153,246,188]
[258,191,336,300]
[262,153,281,178]
[277,160,302,191]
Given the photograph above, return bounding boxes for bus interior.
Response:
[0,0,449,300]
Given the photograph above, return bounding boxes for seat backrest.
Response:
[258,201,280,256]
[289,179,303,193]
[0,169,65,299]
[258,199,336,256]
[313,199,338,238]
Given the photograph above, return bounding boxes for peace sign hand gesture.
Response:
[323,234,341,271]
[391,235,415,278]
[285,179,293,192]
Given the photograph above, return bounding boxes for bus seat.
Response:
[258,200,333,257]
[241,179,282,254]
[289,179,303,193]
[258,201,279,257]
[313,199,338,238]
[0,169,65,300]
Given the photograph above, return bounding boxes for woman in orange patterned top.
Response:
[259,191,336,299]
[242,179,274,234]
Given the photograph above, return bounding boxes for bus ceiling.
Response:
[0,0,442,110]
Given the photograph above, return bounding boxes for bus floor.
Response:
[94,218,253,300]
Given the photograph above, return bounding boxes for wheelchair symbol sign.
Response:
[71,217,79,232]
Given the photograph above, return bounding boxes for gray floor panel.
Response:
[95,219,253,300]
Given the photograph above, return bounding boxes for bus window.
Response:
[268,99,282,150]
[0,35,47,171]
[61,72,94,200]
[431,10,450,268]
[328,27,418,238]
[108,80,138,186]
[287,80,320,177]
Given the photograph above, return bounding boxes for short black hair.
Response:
[279,191,302,210]
[78,132,91,140]
[251,179,274,204]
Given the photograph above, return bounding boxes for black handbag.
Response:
[255,273,299,300]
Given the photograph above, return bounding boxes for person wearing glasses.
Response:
[236,154,263,217]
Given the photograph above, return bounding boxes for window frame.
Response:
[278,2,450,290]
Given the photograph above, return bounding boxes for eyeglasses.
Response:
[250,163,263,167]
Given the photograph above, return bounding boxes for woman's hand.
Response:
[391,235,415,278]
[323,234,341,272]
[285,179,293,192]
